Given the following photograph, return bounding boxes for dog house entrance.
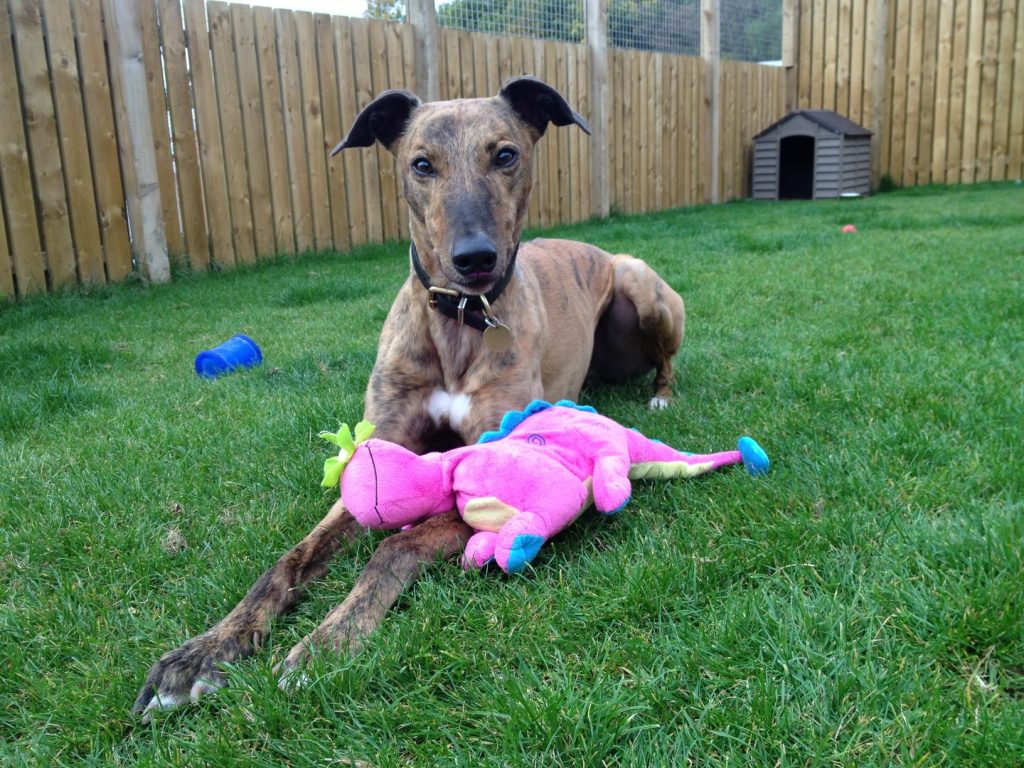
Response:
[779,135,815,199]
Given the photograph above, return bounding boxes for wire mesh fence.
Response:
[721,0,782,61]
[435,0,585,43]
[425,0,781,62]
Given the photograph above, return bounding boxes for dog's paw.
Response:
[648,396,670,411]
[133,626,254,722]
[276,665,311,693]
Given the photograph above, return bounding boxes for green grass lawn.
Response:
[1,183,1022,766]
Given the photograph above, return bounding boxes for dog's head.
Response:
[332,77,590,294]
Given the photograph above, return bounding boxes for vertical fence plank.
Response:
[497,34,512,85]
[797,0,813,107]
[849,0,866,123]
[809,0,824,106]
[823,0,838,110]
[441,28,456,100]
[277,8,315,252]
[990,0,1017,181]
[586,0,607,219]
[862,0,878,134]
[556,42,571,223]
[386,20,410,237]
[902,0,924,186]
[472,33,487,96]
[485,31,500,95]
[931,0,955,183]
[888,0,909,184]
[136,0,182,257]
[369,20,400,241]
[975,0,1002,182]
[72,0,130,282]
[459,31,475,97]
[0,1,43,296]
[42,0,105,285]
[208,2,255,265]
[160,0,208,270]
[1009,0,1024,179]
[106,0,171,282]
[254,6,295,254]
[350,18,383,243]
[916,0,939,184]
[961,0,986,183]
[837,0,851,116]
[232,4,275,258]
[677,57,689,206]
[12,0,76,288]
[183,0,234,268]
[334,15,367,246]
[295,11,332,250]
[946,0,970,183]
[316,12,351,252]
[567,42,581,223]
[641,52,653,211]
[622,51,635,212]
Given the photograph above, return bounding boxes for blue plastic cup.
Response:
[195,335,263,378]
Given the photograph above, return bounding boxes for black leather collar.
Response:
[410,241,519,331]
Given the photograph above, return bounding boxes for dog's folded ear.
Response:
[499,76,592,139]
[331,89,422,155]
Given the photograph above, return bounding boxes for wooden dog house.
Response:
[752,110,872,200]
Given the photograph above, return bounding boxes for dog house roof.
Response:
[754,109,872,140]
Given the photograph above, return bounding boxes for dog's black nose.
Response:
[452,233,498,278]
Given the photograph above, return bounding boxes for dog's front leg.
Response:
[132,497,363,721]
[277,511,472,681]
[275,387,534,681]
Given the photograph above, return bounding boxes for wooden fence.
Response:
[1,0,1020,298]
[796,0,1024,186]
[0,0,787,298]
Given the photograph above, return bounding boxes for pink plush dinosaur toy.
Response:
[327,400,769,574]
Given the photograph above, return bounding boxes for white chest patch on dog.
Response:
[427,388,472,429]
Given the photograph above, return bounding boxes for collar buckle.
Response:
[427,286,459,311]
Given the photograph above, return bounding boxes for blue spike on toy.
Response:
[738,436,770,476]
[478,399,598,443]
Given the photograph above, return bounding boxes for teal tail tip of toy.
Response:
[738,436,770,476]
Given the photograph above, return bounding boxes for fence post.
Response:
[782,0,798,112]
[869,0,890,189]
[105,0,170,283]
[586,0,610,219]
[407,0,440,102]
[701,0,721,204]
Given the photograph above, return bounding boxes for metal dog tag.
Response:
[483,321,513,353]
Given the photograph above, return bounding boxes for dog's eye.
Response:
[412,157,435,177]
[493,148,518,168]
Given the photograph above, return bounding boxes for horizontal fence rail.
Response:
[0,0,1020,298]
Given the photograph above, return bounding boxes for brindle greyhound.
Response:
[133,76,685,720]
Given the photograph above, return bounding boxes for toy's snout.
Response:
[341,440,454,529]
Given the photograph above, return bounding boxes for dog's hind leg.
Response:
[132,498,364,721]
[589,256,685,410]
[613,257,685,410]
[277,511,472,683]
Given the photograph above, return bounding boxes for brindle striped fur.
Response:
[133,77,684,720]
